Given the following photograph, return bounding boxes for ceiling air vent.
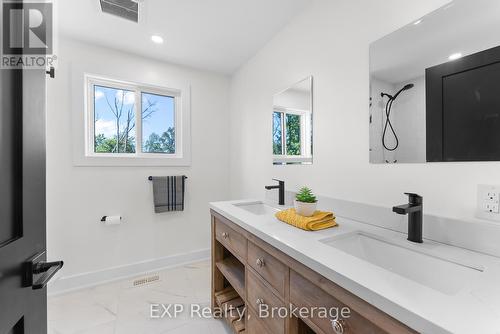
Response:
[100,0,139,23]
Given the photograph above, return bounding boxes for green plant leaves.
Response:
[296,187,317,203]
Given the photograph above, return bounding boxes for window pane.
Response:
[286,114,301,156]
[94,85,136,153]
[273,112,283,155]
[142,93,176,154]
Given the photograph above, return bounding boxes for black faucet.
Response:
[265,179,285,206]
[393,193,423,243]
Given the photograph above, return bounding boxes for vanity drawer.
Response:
[247,268,285,334]
[247,241,287,297]
[290,270,388,334]
[215,218,247,260]
[247,308,272,334]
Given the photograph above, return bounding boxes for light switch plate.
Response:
[476,185,500,222]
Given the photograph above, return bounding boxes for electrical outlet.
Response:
[492,204,499,213]
[485,191,499,202]
[476,185,500,222]
[484,202,499,213]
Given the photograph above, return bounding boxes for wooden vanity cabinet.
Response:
[215,217,247,262]
[211,210,418,334]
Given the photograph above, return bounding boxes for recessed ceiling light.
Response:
[449,53,463,61]
[151,35,164,44]
[413,19,422,25]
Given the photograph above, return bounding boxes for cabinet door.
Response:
[247,269,285,334]
[248,241,287,297]
[247,308,272,334]
[290,270,388,334]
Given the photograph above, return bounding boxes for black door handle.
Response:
[24,252,64,290]
[32,261,63,289]
[33,261,64,274]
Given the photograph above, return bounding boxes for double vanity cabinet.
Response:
[211,210,417,334]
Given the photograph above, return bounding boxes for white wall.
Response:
[47,39,230,285]
[394,76,426,163]
[369,77,396,163]
[229,0,500,223]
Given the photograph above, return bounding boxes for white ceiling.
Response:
[370,0,500,84]
[57,0,312,74]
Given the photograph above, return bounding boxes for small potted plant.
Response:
[294,187,318,217]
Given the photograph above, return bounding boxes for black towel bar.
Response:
[148,176,188,181]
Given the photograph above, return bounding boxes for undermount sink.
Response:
[320,232,483,295]
[233,201,280,216]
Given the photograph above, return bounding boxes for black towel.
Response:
[151,176,186,213]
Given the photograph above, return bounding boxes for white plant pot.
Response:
[294,200,317,217]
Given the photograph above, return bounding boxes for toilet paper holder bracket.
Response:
[101,216,122,222]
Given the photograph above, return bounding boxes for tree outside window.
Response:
[93,85,176,155]
[273,110,301,156]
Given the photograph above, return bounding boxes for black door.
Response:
[0,68,61,333]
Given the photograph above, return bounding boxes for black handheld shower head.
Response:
[381,83,415,152]
[381,83,414,102]
[402,83,414,91]
[393,83,414,100]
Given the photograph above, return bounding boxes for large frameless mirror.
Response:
[370,0,500,164]
[273,76,313,165]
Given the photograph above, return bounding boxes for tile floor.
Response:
[48,261,232,334]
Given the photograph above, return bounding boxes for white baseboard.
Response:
[48,248,210,296]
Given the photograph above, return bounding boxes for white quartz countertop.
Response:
[210,199,500,334]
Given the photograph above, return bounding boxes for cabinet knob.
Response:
[256,258,265,268]
[331,319,347,334]
[222,232,229,239]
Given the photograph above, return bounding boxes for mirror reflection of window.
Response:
[273,111,283,155]
[286,113,301,156]
[273,111,303,156]
[272,76,313,165]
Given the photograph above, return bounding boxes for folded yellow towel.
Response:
[275,208,337,231]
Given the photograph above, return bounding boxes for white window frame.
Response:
[75,74,191,166]
[273,106,312,163]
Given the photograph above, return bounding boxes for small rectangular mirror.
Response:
[273,76,313,165]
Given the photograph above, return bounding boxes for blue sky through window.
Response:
[94,85,136,153]
[142,93,175,143]
[94,85,136,139]
[94,85,176,154]
[142,93,175,153]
